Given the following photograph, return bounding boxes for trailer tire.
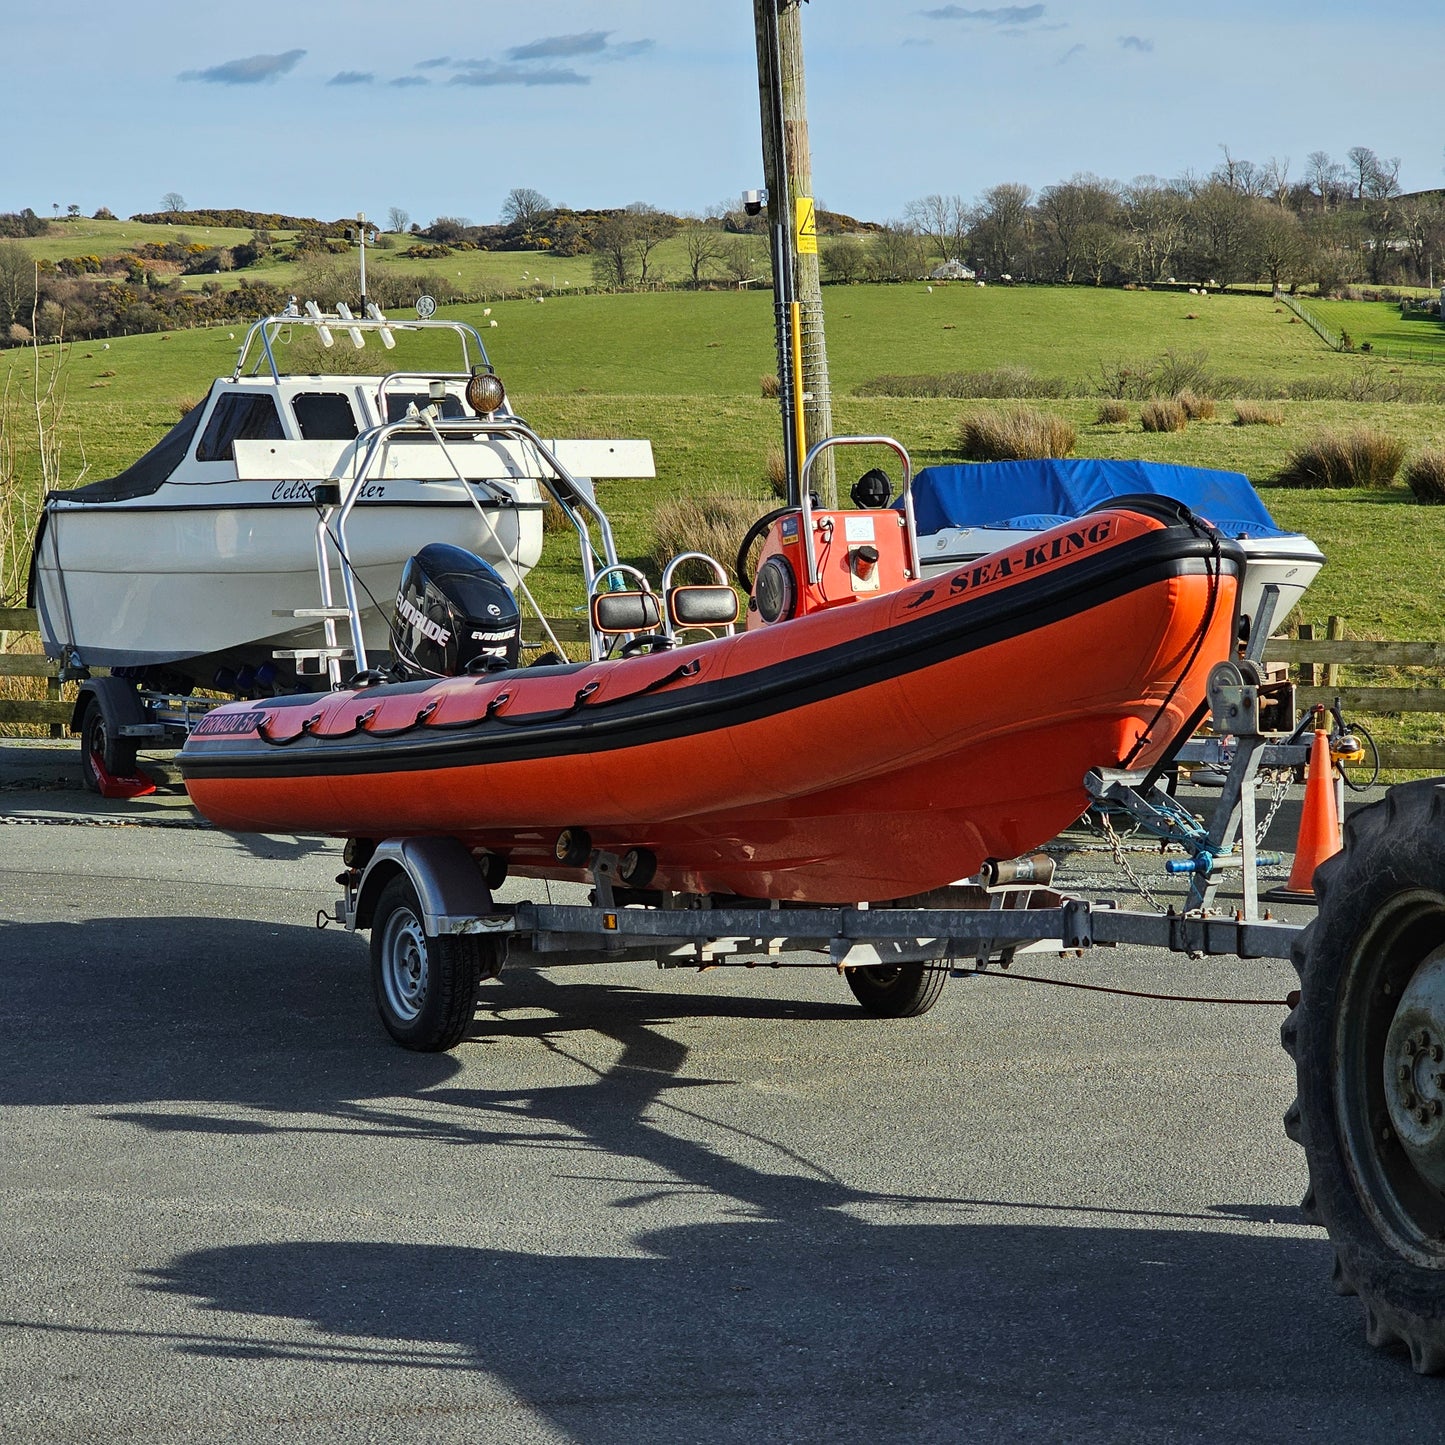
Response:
[1283,779,1445,1373]
[78,695,137,794]
[370,874,490,1052]
[845,961,949,1018]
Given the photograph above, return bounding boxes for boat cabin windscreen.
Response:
[195,393,285,463]
[49,401,207,503]
[384,392,468,423]
[292,392,359,441]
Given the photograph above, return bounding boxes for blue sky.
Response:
[4,2,1442,224]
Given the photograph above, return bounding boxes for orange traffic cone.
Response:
[1265,728,1342,902]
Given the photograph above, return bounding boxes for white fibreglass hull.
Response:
[34,484,543,672]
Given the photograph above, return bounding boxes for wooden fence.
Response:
[5,607,1445,770]
[0,607,66,734]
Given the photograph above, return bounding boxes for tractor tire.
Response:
[1283,778,1445,1373]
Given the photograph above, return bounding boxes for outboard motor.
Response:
[392,543,522,678]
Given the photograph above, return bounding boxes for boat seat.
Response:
[659,553,739,642]
[666,584,740,631]
[590,589,662,636]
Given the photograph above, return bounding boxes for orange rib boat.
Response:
[180,495,1241,903]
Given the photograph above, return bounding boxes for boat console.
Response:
[741,435,922,628]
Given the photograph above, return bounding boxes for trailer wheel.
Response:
[78,695,137,794]
[844,961,949,1018]
[370,874,491,1052]
[1283,779,1445,1373]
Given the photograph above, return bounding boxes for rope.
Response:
[1121,514,1224,769]
[953,966,1291,1007]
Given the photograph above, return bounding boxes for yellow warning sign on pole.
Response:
[794,196,818,255]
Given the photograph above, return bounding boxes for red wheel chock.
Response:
[88,751,157,800]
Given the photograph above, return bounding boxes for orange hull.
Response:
[181,504,1241,901]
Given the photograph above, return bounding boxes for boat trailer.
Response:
[329,642,1314,1067]
[330,623,1314,1044]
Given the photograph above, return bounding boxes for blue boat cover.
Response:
[909,459,1292,540]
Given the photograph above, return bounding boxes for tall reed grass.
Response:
[1277,428,1405,489]
[1140,397,1187,433]
[1233,400,1285,426]
[1404,448,1445,505]
[648,492,762,579]
[957,406,1076,461]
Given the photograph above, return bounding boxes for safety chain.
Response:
[1255,769,1292,847]
[0,812,214,830]
[1098,810,1168,910]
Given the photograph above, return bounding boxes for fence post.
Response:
[45,672,63,739]
[1326,616,1345,690]
[1299,623,1320,688]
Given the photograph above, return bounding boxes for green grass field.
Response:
[14,217,275,263]
[1306,295,1445,365]
[6,281,1445,648]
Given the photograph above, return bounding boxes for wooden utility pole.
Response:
[753,0,835,505]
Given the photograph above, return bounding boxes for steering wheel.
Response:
[735,506,796,591]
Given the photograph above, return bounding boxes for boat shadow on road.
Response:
[2,916,1436,1438]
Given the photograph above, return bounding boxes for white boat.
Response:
[909,459,1324,645]
[29,305,653,693]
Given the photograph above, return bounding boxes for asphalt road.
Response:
[0,745,1437,1443]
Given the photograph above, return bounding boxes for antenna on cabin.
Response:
[347,212,378,314]
[303,299,334,348]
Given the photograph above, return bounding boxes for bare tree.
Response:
[1397,195,1445,285]
[0,242,37,331]
[1365,154,1402,201]
[1347,146,1381,205]
[1185,180,1261,288]
[1076,222,1125,286]
[1037,174,1118,282]
[1120,177,1187,283]
[718,234,769,288]
[1253,202,1307,290]
[1214,146,1268,198]
[1305,151,1346,212]
[162,191,186,213]
[678,217,725,286]
[867,222,924,283]
[905,194,969,267]
[1363,162,1405,283]
[970,182,1034,278]
[500,187,553,230]
[1301,207,1366,291]
[386,206,410,234]
[590,213,635,289]
[623,202,674,287]
[821,235,867,285]
[1262,156,1291,208]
